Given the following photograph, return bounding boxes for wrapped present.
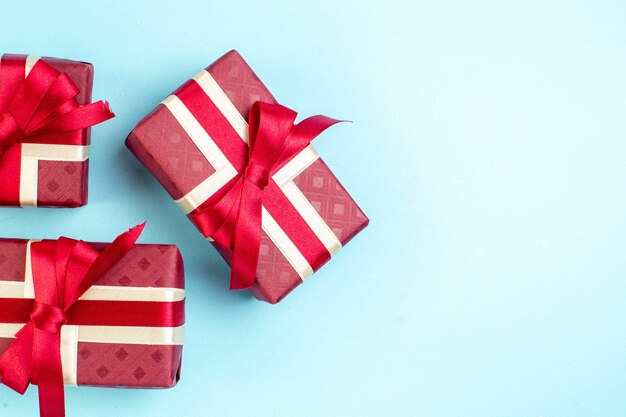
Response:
[0,54,114,207]
[127,50,368,303]
[0,225,185,417]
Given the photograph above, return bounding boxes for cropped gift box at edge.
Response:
[0,49,369,416]
[0,54,114,207]
[0,224,185,417]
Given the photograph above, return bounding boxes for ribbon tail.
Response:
[32,330,65,417]
[37,384,65,417]
[281,115,345,160]
[31,101,114,135]
[230,183,263,290]
[0,324,34,395]
[75,223,144,299]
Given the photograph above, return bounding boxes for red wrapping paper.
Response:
[0,55,95,207]
[0,238,184,388]
[127,50,368,303]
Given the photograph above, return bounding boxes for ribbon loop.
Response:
[0,111,22,153]
[192,102,342,290]
[29,302,67,335]
[0,57,114,164]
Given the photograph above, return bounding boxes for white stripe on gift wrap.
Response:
[166,70,343,274]
[174,166,239,215]
[271,146,342,256]
[18,143,90,208]
[202,210,315,280]
[18,55,92,207]
[23,240,38,298]
[21,144,90,162]
[25,55,40,77]
[161,95,233,172]
[19,158,39,208]
[162,95,239,215]
[0,281,186,303]
[0,324,185,385]
[192,71,249,144]
[1,239,185,302]
[0,239,39,299]
[78,285,185,302]
[279,182,342,257]
[272,146,319,187]
[0,241,186,386]
[61,325,78,385]
[0,281,24,298]
[262,207,314,279]
[0,324,185,345]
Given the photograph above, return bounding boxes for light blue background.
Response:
[1,1,625,416]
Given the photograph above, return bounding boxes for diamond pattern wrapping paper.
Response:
[127,50,368,303]
[0,55,95,207]
[0,239,185,388]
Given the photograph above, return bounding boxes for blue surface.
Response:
[1,1,626,416]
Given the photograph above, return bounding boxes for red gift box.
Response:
[0,226,184,416]
[127,50,368,303]
[0,54,113,207]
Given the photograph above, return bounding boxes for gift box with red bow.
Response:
[126,50,368,304]
[0,225,185,417]
[0,54,114,207]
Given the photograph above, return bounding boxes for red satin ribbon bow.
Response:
[192,102,342,290]
[0,58,114,160]
[0,224,145,417]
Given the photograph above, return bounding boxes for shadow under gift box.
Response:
[126,50,368,304]
[0,239,184,388]
[0,55,94,207]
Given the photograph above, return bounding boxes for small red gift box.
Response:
[127,50,368,303]
[0,226,184,416]
[0,54,114,207]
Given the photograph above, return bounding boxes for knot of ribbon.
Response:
[0,224,145,417]
[243,163,271,189]
[0,58,114,161]
[192,101,342,290]
[29,302,67,335]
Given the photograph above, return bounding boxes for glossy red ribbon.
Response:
[192,102,341,290]
[0,224,145,417]
[0,56,114,204]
